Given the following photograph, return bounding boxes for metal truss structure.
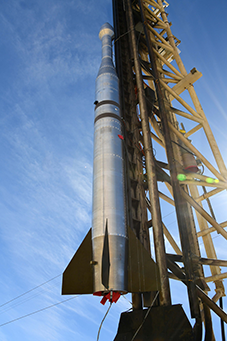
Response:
[113,0,227,339]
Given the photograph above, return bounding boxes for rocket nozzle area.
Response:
[93,291,121,305]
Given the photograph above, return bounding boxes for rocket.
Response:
[62,23,160,302]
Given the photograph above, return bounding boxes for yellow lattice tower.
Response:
[130,0,227,330]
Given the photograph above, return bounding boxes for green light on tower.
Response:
[177,174,186,181]
[206,177,214,184]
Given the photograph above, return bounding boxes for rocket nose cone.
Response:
[99,22,114,40]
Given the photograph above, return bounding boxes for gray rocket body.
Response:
[62,24,160,298]
[92,23,127,294]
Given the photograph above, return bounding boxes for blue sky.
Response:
[0,0,227,340]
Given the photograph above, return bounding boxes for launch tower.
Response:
[112,0,227,340]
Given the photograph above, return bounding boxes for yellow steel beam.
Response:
[197,221,227,238]
[169,69,202,101]
[184,124,203,138]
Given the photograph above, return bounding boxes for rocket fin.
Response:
[62,228,93,295]
[127,226,161,293]
[101,220,110,290]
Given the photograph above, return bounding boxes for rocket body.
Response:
[62,23,160,299]
[92,23,127,293]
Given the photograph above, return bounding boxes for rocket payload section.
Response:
[62,23,160,301]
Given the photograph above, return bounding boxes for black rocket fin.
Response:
[127,226,161,293]
[62,228,93,295]
[101,219,110,290]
